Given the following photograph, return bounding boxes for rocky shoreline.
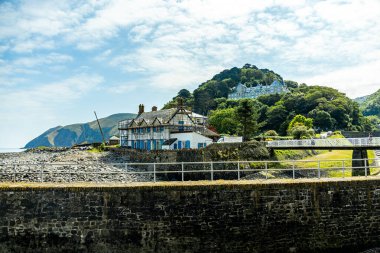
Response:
[0,149,153,183]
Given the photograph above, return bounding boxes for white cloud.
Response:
[12,37,55,53]
[301,60,380,98]
[1,0,380,147]
[13,53,73,67]
[105,83,138,94]
[0,74,103,117]
[94,49,112,62]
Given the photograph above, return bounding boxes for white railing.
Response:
[267,137,380,148]
[0,158,379,183]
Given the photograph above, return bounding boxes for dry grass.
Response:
[0,177,378,190]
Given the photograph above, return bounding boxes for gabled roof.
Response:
[152,117,162,126]
[129,119,138,127]
[167,108,195,125]
[135,108,177,123]
[139,119,148,126]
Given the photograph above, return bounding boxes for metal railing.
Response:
[267,137,380,148]
[0,158,379,183]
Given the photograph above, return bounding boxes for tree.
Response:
[290,125,315,139]
[288,115,313,131]
[177,89,191,99]
[284,80,298,89]
[265,104,288,133]
[287,115,314,139]
[308,109,333,131]
[235,99,261,141]
[208,108,239,135]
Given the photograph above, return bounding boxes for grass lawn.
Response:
[287,149,380,177]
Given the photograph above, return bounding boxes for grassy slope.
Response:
[293,149,380,177]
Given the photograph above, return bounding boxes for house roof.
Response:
[197,127,220,137]
[162,138,177,145]
[135,108,177,124]
[109,135,120,140]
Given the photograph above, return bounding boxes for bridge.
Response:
[267,137,380,176]
[267,137,380,150]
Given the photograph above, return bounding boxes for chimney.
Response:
[152,106,157,112]
[177,97,184,109]
[138,104,144,114]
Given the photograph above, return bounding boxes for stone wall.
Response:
[111,141,270,163]
[0,178,379,253]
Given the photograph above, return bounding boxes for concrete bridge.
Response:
[267,137,380,176]
[267,137,380,150]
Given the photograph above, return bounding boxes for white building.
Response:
[228,80,289,100]
[118,104,219,150]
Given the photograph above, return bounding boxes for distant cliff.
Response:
[25,113,136,148]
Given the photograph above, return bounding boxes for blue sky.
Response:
[1,0,380,148]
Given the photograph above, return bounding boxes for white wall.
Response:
[170,132,213,149]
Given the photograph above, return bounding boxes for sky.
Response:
[1,0,380,148]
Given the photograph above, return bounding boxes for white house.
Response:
[228,80,289,100]
[118,103,219,150]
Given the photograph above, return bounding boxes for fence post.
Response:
[69,165,72,183]
[237,162,240,180]
[40,163,43,183]
[181,162,184,182]
[265,161,268,180]
[292,161,295,179]
[210,162,214,181]
[153,163,156,182]
[342,160,345,178]
[13,165,16,183]
[318,161,320,179]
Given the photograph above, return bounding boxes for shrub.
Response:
[264,130,278,136]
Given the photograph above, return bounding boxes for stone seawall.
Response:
[0,178,379,253]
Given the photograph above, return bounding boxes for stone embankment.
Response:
[0,178,378,252]
[0,149,152,183]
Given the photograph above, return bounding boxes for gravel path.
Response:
[0,149,153,183]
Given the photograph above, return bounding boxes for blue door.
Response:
[178,141,182,149]
[140,140,144,150]
[174,143,178,149]
[147,141,151,151]
[185,140,190,149]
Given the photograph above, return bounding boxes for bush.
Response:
[290,125,314,139]
[264,130,278,136]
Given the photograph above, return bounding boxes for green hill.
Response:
[163,64,366,134]
[25,113,136,148]
[357,89,380,117]
[163,63,291,114]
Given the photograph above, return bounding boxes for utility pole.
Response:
[94,111,106,145]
